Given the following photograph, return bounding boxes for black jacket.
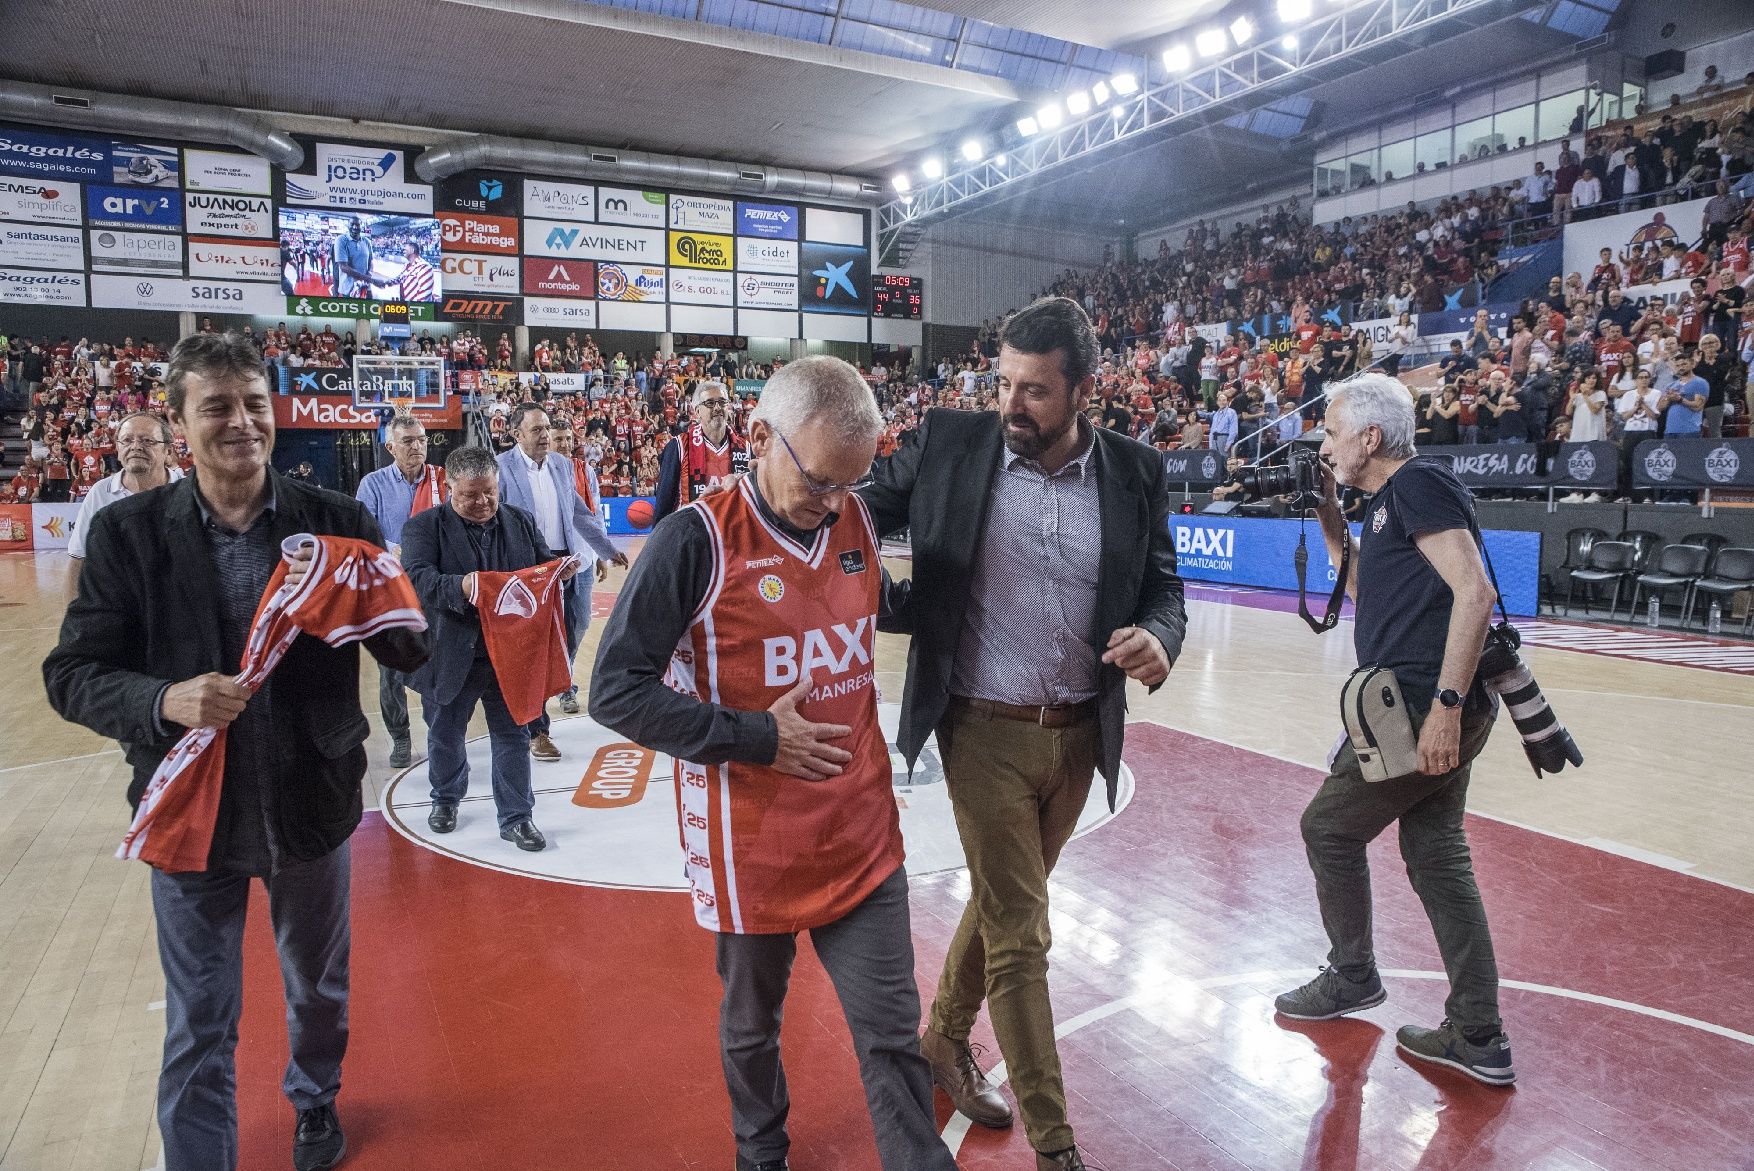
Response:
[42,472,428,863]
[399,501,555,706]
[859,408,1188,808]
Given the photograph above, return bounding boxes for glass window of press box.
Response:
[1313,76,1644,193]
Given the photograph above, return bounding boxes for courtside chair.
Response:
[1683,548,1754,636]
[1565,540,1638,618]
[1541,527,1608,615]
[1628,544,1710,627]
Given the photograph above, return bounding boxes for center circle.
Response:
[381,702,1133,888]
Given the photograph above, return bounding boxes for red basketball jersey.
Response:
[667,479,900,934]
[465,556,580,724]
[119,535,427,873]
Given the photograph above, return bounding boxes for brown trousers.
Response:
[926,701,1100,1154]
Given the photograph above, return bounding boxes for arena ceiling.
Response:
[0,0,1603,235]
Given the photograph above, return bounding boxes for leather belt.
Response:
[950,696,1098,728]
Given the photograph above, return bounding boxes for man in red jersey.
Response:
[652,379,748,524]
[591,356,955,1171]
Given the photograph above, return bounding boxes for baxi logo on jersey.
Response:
[757,573,785,603]
[761,619,873,689]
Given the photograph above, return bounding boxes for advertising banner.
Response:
[286,294,436,320]
[1423,441,1619,489]
[669,269,734,306]
[1416,300,1517,338]
[438,294,521,326]
[798,241,870,315]
[108,142,180,188]
[1159,448,1228,485]
[0,128,110,183]
[437,172,521,216]
[0,268,86,306]
[438,211,519,254]
[1618,278,1694,316]
[526,220,665,264]
[0,224,84,270]
[667,230,733,271]
[275,368,354,395]
[187,238,280,282]
[804,206,864,246]
[595,262,666,303]
[600,495,659,537]
[668,194,733,233]
[1168,515,1540,616]
[737,272,797,310]
[1632,438,1754,489]
[91,273,279,314]
[597,186,666,227]
[736,237,797,274]
[86,185,181,232]
[523,179,595,222]
[735,201,799,240]
[270,387,464,429]
[524,297,600,329]
[523,258,595,298]
[30,503,82,551]
[1561,197,1713,279]
[284,143,432,214]
[516,372,590,393]
[440,253,518,295]
[733,379,766,398]
[183,148,272,195]
[0,177,82,225]
[183,192,274,238]
[0,503,32,551]
[89,228,183,273]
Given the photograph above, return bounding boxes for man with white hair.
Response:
[590,356,956,1171]
[69,411,182,559]
[652,378,747,524]
[1274,372,1513,1087]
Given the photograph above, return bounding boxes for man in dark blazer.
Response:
[43,332,427,1171]
[401,443,578,851]
[859,296,1187,1171]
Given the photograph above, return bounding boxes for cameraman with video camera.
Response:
[1271,372,1517,1087]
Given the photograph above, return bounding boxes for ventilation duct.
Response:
[417,134,875,204]
[0,81,303,170]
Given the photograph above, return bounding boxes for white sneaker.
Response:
[1559,493,1586,503]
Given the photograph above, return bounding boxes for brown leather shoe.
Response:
[920,1029,1012,1128]
[530,732,561,762]
[1034,1147,1088,1171]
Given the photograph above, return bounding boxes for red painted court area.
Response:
[228,724,1754,1169]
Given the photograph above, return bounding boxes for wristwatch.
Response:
[1435,687,1464,710]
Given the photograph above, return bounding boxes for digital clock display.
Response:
[872,274,923,319]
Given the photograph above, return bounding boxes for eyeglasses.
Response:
[698,398,728,411]
[118,438,167,450]
[773,429,873,498]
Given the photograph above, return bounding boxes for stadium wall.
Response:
[913,216,1110,327]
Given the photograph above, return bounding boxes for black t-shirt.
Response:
[1354,459,1491,715]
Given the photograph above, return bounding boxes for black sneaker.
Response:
[1274,966,1387,1021]
[733,1156,787,1171]
[1396,1019,1516,1086]
[293,1103,346,1171]
[389,736,412,768]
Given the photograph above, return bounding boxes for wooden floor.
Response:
[3,541,1752,1170]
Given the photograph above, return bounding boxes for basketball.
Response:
[625,499,655,530]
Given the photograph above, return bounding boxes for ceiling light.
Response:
[1112,105,1126,119]
[1092,80,1113,104]
[1066,90,1092,116]
[1281,33,1299,50]
[1230,16,1255,45]
[920,156,944,179]
[1162,44,1192,72]
[960,138,984,162]
[891,172,911,193]
[994,153,1007,166]
[1111,72,1140,94]
[1016,115,1040,137]
[1036,101,1064,130]
[1277,0,1312,19]
[1196,28,1229,58]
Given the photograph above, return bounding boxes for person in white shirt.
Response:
[1571,167,1604,219]
[1615,369,1664,500]
[69,412,182,559]
[1520,163,1555,216]
[1567,370,1609,444]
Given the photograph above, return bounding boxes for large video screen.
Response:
[278,208,443,302]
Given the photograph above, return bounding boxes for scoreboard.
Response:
[873,274,923,320]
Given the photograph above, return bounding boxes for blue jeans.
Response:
[152,844,351,1171]
[424,656,535,827]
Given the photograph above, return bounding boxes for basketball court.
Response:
[5,538,1752,1170]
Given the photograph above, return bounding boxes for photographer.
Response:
[1273,373,1514,1088]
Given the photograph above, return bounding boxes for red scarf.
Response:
[410,465,447,515]
[118,535,427,873]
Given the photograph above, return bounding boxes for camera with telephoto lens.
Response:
[1477,622,1584,777]
[1233,448,1326,511]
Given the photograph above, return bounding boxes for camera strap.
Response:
[1464,511,1514,630]
[1294,515,1351,633]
